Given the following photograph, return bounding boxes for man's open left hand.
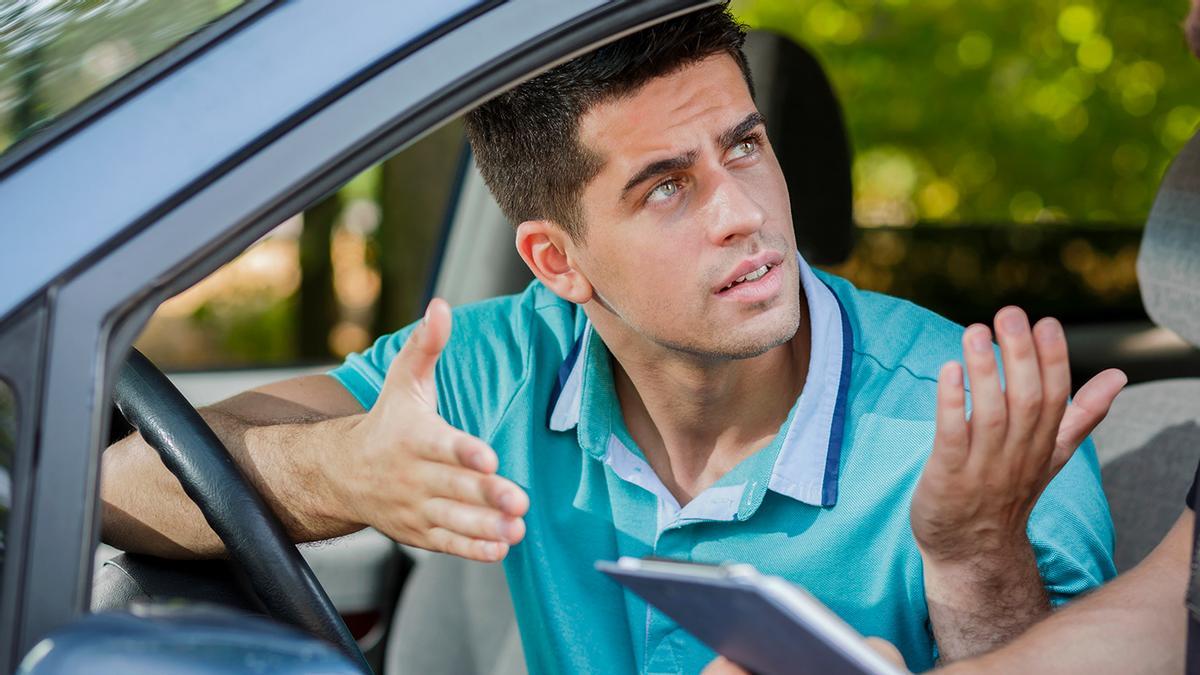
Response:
[911,306,1126,567]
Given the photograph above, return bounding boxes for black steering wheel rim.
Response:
[113,348,369,672]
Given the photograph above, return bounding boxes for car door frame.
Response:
[0,0,717,667]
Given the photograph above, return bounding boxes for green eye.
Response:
[732,138,757,158]
[648,179,679,203]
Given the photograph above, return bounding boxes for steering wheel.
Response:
[111,348,369,672]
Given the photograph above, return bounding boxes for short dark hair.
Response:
[464,5,753,242]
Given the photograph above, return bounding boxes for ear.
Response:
[515,220,594,304]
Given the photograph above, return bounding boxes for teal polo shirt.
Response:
[330,255,1115,674]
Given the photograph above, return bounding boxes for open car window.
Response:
[0,1,245,158]
[134,119,466,372]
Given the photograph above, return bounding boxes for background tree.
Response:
[298,191,340,360]
[373,120,464,335]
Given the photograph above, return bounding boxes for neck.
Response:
[594,301,811,505]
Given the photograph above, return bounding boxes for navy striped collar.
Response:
[547,252,852,508]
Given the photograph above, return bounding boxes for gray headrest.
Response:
[744,31,854,265]
[1137,130,1200,348]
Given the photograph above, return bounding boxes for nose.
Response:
[704,173,767,246]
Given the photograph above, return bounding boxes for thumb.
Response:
[864,637,908,671]
[700,657,749,674]
[1053,368,1127,466]
[381,298,452,405]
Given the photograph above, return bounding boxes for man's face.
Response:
[567,55,800,361]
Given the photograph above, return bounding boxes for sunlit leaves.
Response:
[732,0,1200,226]
[1058,5,1098,43]
[957,31,993,69]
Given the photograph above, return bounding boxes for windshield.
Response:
[0,0,244,158]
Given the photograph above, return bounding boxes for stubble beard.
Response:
[637,294,803,363]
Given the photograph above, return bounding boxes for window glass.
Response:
[0,378,15,581]
[135,119,465,370]
[732,0,1200,325]
[0,0,243,158]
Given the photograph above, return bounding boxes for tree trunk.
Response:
[373,120,465,335]
[298,191,340,360]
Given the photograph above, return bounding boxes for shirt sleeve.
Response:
[1027,435,1118,605]
[328,323,417,411]
[324,287,555,442]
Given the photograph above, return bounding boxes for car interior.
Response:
[85,22,1200,674]
[390,32,1200,675]
[93,26,865,674]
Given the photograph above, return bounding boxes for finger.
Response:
[1053,368,1128,467]
[415,461,529,516]
[415,425,499,473]
[381,298,452,402]
[931,361,969,471]
[1030,317,1071,462]
[701,657,751,675]
[993,307,1043,453]
[962,324,1006,464]
[864,637,908,670]
[427,527,510,562]
[423,498,526,544]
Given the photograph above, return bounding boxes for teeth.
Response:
[722,264,771,290]
[743,265,768,282]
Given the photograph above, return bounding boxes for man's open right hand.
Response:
[333,298,528,562]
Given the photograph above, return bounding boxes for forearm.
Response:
[942,513,1191,674]
[101,408,364,558]
[945,581,1183,674]
[923,540,1050,663]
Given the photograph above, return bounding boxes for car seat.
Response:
[1091,129,1200,573]
[385,29,856,675]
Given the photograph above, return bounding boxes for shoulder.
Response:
[329,281,581,412]
[815,268,965,385]
[442,280,582,360]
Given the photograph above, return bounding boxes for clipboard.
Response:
[596,557,905,675]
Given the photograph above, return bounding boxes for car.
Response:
[1,0,1197,673]
[0,1,730,671]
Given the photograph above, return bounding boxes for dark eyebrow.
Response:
[619,112,767,202]
[621,150,698,200]
[717,112,766,151]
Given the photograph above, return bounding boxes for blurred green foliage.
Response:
[733,0,1200,226]
[189,294,296,365]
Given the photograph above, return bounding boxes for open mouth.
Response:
[719,262,776,292]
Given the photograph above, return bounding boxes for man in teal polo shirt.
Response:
[331,258,1115,673]
[101,5,1127,673]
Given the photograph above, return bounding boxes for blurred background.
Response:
[2,0,1198,372]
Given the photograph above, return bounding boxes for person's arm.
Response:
[942,509,1191,674]
[701,307,1127,675]
[101,299,529,561]
[706,509,1187,675]
[102,375,363,557]
[911,307,1126,662]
